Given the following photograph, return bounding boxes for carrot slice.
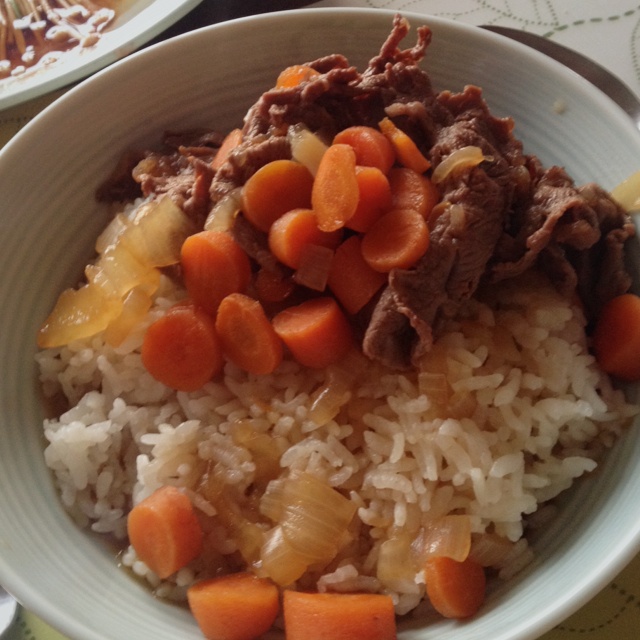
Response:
[215,293,283,375]
[268,208,342,269]
[212,128,243,171]
[272,296,353,368]
[283,591,396,640]
[592,293,640,381]
[346,166,393,233]
[180,230,252,316]
[388,167,440,219]
[276,64,321,89]
[127,486,203,579]
[188,573,280,640]
[333,126,396,175]
[312,143,359,232]
[328,235,386,314]
[141,303,224,391]
[361,208,430,272]
[424,556,486,619]
[379,117,431,173]
[241,159,314,232]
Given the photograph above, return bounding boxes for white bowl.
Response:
[1,8,639,640]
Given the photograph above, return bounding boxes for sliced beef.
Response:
[97,130,223,226]
[210,134,291,204]
[96,14,635,370]
[363,85,529,368]
[490,165,634,319]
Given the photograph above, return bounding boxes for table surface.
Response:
[1,1,639,639]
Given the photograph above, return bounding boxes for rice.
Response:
[36,270,637,613]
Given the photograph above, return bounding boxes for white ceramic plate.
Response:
[0,0,203,111]
[0,8,639,640]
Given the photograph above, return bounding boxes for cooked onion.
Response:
[258,526,310,586]
[448,203,467,235]
[95,213,130,254]
[288,123,329,176]
[204,187,242,231]
[259,471,356,578]
[468,532,515,567]
[36,284,123,348]
[611,169,640,211]
[293,244,334,292]
[198,468,265,565]
[417,514,472,562]
[120,196,195,267]
[418,372,449,407]
[377,531,419,591]
[103,285,154,347]
[279,472,356,560]
[39,196,196,347]
[86,243,160,299]
[431,146,486,184]
[308,349,369,425]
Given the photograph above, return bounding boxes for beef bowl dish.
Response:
[1,8,640,640]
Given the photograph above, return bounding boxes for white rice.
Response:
[36,271,638,613]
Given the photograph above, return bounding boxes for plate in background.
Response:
[0,0,202,111]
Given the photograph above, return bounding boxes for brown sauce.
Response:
[0,0,119,80]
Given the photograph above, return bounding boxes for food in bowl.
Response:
[0,0,116,80]
[35,14,639,639]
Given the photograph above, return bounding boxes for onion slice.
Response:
[418,514,472,562]
[259,471,356,579]
[611,169,640,211]
[293,244,334,292]
[431,146,486,184]
[288,123,329,176]
[204,187,242,232]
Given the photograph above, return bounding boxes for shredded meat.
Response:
[95,14,635,370]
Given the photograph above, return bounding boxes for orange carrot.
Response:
[180,230,252,316]
[379,117,431,173]
[283,591,396,640]
[215,293,283,375]
[212,128,243,170]
[188,573,280,640]
[333,126,396,175]
[328,235,386,314]
[312,143,359,232]
[241,159,314,232]
[272,296,353,368]
[127,485,204,579]
[141,303,224,391]
[276,64,321,89]
[346,166,393,233]
[268,208,342,269]
[388,167,440,219]
[361,208,430,272]
[592,293,640,381]
[253,267,295,304]
[424,556,486,619]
